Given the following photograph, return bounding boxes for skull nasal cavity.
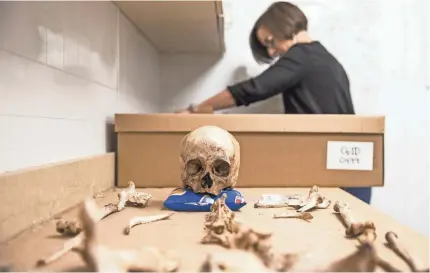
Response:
[201,172,213,188]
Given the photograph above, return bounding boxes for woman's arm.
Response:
[176,46,308,113]
[175,89,236,113]
[196,89,237,111]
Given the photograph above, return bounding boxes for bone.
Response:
[199,224,414,273]
[323,241,379,272]
[385,231,429,272]
[201,193,239,248]
[297,186,331,212]
[78,198,179,273]
[201,194,295,271]
[37,203,119,266]
[288,239,399,272]
[375,259,402,272]
[37,233,85,266]
[117,181,152,211]
[56,218,82,236]
[55,201,120,237]
[53,182,149,238]
[124,212,175,235]
[180,125,240,196]
[200,240,387,273]
[200,250,275,272]
[254,194,304,208]
[333,201,376,242]
[323,240,405,273]
[273,211,313,222]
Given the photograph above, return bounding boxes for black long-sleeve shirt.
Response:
[227,41,355,114]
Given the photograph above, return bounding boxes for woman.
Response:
[175,1,372,204]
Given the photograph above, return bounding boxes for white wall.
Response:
[160,0,429,235]
[0,1,160,173]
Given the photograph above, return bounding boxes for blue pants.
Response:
[340,187,372,204]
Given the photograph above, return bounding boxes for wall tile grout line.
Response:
[0,47,117,92]
[0,113,114,124]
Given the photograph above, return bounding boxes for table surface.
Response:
[0,187,428,272]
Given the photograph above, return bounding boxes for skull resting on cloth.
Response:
[179,125,240,196]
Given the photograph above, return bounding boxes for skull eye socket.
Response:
[186,159,203,175]
[212,160,230,177]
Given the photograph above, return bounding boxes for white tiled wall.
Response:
[0,1,160,173]
[159,0,430,235]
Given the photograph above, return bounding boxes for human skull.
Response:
[179,125,240,196]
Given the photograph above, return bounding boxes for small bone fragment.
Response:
[333,201,376,241]
[273,211,313,222]
[254,194,303,208]
[93,192,106,199]
[37,203,119,266]
[297,185,331,212]
[385,231,429,272]
[56,219,82,236]
[79,198,179,273]
[124,212,175,235]
[117,181,152,211]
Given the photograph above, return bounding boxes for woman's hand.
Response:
[173,89,234,114]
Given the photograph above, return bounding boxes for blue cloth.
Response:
[163,187,247,212]
[341,187,372,204]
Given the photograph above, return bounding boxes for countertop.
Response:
[0,187,428,272]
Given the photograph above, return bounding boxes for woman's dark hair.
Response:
[250,1,308,64]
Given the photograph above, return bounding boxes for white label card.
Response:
[326,141,374,171]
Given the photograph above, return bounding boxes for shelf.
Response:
[114,0,225,54]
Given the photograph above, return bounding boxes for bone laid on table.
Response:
[0,187,428,272]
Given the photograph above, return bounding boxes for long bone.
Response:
[385,231,429,272]
[124,212,175,235]
[333,201,376,242]
[273,211,313,222]
[254,194,303,208]
[78,198,179,273]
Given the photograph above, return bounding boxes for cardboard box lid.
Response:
[115,114,385,134]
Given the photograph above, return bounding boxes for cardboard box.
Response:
[115,114,385,188]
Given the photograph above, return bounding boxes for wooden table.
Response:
[0,187,428,271]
